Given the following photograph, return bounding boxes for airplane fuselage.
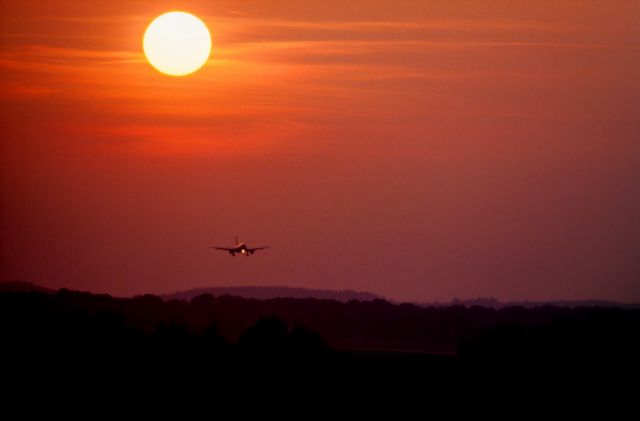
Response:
[229,243,251,256]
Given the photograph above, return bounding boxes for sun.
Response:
[143,11,211,77]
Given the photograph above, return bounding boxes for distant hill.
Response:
[0,281,54,294]
[3,281,637,309]
[160,286,384,303]
[421,297,640,310]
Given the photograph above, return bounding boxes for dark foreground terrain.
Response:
[2,288,639,395]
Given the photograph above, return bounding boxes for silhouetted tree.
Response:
[287,325,326,355]
[238,315,288,355]
[201,321,228,353]
[2,289,639,380]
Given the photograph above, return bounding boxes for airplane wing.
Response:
[210,247,234,251]
[248,246,270,252]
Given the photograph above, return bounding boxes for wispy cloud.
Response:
[7,15,148,24]
[0,45,144,71]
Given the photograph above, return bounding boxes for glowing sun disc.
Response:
[143,11,211,77]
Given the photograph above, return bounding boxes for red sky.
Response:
[1,0,639,302]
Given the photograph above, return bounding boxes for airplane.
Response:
[210,235,269,257]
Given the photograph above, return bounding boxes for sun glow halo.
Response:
[143,11,211,77]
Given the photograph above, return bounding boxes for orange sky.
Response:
[1,1,639,302]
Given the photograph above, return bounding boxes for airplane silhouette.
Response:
[210,235,269,256]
